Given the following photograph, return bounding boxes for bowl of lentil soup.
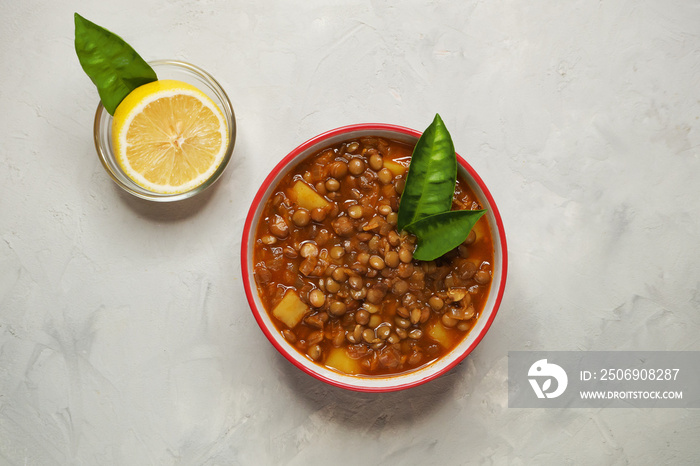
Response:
[242,123,507,392]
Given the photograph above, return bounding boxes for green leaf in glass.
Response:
[74,13,157,115]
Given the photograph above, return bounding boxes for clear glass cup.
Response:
[93,60,236,202]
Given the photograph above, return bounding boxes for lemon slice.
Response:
[112,79,229,194]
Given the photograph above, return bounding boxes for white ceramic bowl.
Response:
[241,123,508,392]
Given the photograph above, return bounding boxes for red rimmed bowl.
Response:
[241,123,507,392]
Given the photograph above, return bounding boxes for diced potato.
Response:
[325,347,361,375]
[471,216,489,242]
[288,180,330,211]
[427,321,453,348]
[383,159,407,177]
[272,290,309,328]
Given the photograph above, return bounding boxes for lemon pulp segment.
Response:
[112,80,228,194]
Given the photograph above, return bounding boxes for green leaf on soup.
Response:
[74,13,157,115]
[404,209,486,261]
[396,113,456,231]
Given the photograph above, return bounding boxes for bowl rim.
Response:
[241,122,508,392]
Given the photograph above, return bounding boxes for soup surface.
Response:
[253,136,493,376]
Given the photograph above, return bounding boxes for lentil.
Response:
[377,325,391,340]
[330,161,348,178]
[332,267,348,282]
[311,207,327,223]
[355,309,370,325]
[385,251,400,268]
[369,153,383,171]
[308,344,322,361]
[377,168,393,184]
[325,178,341,192]
[330,245,345,259]
[309,289,326,308]
[348,205,364,219]
[474,269,491,285]
[329,300,347,316]
[292,209,311,227]
[348,158,365,175]
[399,248,413,263]
[377,204,393,216]
[429,296,444,311]
[369,255,385,270]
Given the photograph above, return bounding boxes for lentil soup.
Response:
[252,136,494,377]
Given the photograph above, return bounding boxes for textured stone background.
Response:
[1,1,699,464]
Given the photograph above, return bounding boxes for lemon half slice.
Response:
[112,79,229,194]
